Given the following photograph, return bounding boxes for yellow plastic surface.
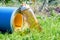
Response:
[14,13,23,29]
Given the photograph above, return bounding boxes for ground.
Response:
[0,14,60,40]
[0,1,60,40]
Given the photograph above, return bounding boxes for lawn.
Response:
[0,0,60,40]
[0,13,60,40]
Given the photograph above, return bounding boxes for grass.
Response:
[0,2,60,40]
[0,14,60,40]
